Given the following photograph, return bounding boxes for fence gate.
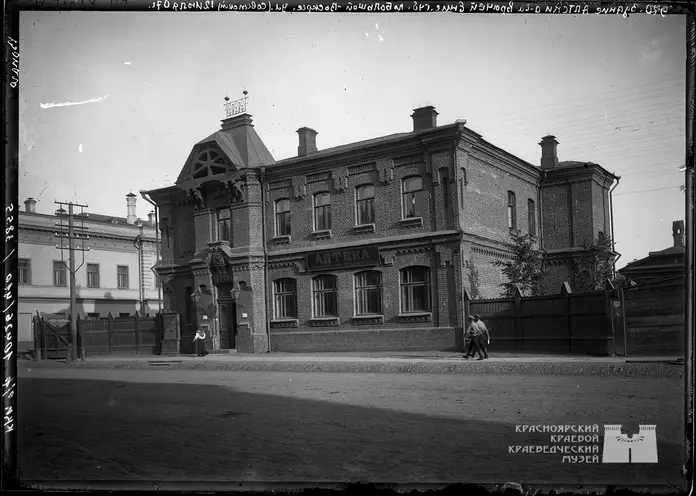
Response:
[34,318,70,359]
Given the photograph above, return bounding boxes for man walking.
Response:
[473,314,490,359]
[463,316,485,360]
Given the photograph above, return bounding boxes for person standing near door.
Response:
[193,328,209,357]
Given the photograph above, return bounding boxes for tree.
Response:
[493,231,547,298]
[573,232,616,293]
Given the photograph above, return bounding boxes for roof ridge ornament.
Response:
[224,90,249,118]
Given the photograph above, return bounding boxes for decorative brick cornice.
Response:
[311,229,332,240]
[352,315,384,325]
[352,224,375,235]
[471,245,513,260]
[395,246,432,257]
[270,319,299,329]
[399,217,423,229]
[309,317,340,327]
[348,162,377,176]
[272,235,291,245]
[398,313,432,323]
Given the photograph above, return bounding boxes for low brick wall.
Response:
[270,327,459,352]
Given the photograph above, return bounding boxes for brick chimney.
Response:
[126,192,137,225]
[24,197,37,213]
[672,220,685,247]
[148,211,156,224]
[411,106,438,132]
[540,135,559,170]
[297,127,318,157]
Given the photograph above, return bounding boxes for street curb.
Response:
[26,359,684,377]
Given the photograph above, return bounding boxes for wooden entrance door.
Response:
[218,298,237,350]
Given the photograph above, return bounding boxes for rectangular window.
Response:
[217,208,231,242]
[402,177,424,218]
[507,191,517,230]
[356,185,375,225]
[18,259,30,284]
[275,199,291,236]
[355,271,382,315]
[528,199,537,236]
[312,275,338,317]
[117,265,129,289]
[53,261,67,287]
[87,263,100,288]
[400,266,431,313]
[274,279,298,319]
[314,193,332,231]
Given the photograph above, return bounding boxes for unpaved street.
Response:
[18,367,685,488]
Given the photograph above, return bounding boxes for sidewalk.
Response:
[21,350,684,377]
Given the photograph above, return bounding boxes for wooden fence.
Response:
[33,312,181,359]
[465,281,618,355]
[621,276,685,357]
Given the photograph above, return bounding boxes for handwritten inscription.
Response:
[7,38,18,89]
[143,1,670,16]
[4,201,16,439]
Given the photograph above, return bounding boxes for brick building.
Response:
[144,104,618,353]
[17,194,161,350]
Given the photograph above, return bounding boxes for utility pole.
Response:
[55,201,89,362]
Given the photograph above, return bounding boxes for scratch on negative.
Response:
[40,95,109,109]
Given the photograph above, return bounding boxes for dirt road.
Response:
[17,368,685,488]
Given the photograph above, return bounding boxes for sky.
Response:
[18,11,686,269]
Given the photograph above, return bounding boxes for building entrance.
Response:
[217,283,237,350]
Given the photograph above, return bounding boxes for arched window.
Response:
[400,266,431,313]
[314,192,332,231]
[355,185,375,225]
[275,199,291,236]
[217,207,231,242]
[355,270,382,315]
[527,199,536,236]
[312,275,338,317]
[402,176,423,218]
[507,191,517,230]
[273,278,297,319]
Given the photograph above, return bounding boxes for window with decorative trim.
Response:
[117,265,129,289]
[314,192,332,231]
[53,261,67,287]
[400,266,431,313]
[507,191,517,230]
[355,270,382,315]
[528,199,536,236]
[312,274,338,317]
[87,263,100,288]
[402,176,424,218]
[218,207,231,242]
[275,199,291,236]
[356,185,375,225]
[274,278,297,319]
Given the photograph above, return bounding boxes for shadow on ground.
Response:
[18,376,684,489]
